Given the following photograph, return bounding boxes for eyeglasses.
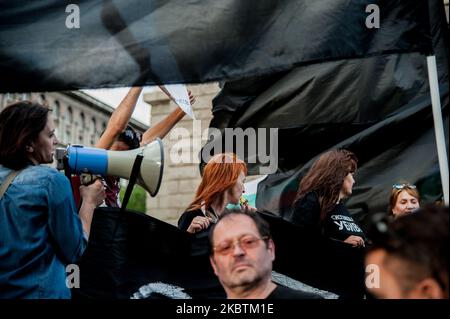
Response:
[392,184,416,190]
[213,235,268,256]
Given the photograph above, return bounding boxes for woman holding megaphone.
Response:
[178,153,256,234]
[0,101,105,298]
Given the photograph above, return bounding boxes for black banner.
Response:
[73,208,365,299]
[204,0,448,226]
[0,0,432,92]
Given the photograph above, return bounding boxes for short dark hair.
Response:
[116,125,141,149]
[0,101,50,170]
[209,209,272,252]
[368,204,449,295]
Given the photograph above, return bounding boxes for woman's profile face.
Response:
[27,114,58,165]
[228,171,246,205]
[340,172,355,198]
[392,190,420,218]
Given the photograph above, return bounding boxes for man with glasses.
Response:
[209,209,321,299]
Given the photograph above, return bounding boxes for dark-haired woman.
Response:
[292,149,366,247]
[0,101,105,298]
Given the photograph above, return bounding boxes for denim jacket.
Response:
[0,164,87,299]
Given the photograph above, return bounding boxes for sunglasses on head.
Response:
[120,128,142,149]
[392,184,416,190]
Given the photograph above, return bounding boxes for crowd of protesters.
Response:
[0,95,448,299]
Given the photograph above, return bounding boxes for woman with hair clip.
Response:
[292,149,366,248]
[178,153,256,234]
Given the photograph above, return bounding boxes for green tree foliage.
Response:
[119,184,147,213]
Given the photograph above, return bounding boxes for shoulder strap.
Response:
[120,154,144,213]
[0,170,21,200]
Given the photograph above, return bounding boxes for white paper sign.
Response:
[159,84,195,119]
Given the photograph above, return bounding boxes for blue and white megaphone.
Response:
[63,139,164,197]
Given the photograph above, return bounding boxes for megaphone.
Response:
[63,139,164,197]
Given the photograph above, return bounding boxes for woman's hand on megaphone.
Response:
[80,179,105,208]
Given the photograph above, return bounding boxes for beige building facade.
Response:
[0,92,148,148]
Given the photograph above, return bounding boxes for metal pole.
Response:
[426,55,449,205]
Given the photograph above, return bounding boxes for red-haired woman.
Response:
[178,153,255,234]
[292,149,366,248]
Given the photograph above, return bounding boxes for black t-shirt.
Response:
[178,207,218,233]
[292,192,366,242]
[266,284,323,299]
[178,209,205,231]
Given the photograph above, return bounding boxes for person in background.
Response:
[178,153,255,234]
[292,149,366,248]
[72,87,195,208]
[209,209,321,299]
[389,183,420,219]
[365,204,448,299]
[0,101,105,298]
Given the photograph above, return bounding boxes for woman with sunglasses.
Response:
[389,183,420,218]
[100,125,142,207]
[178,153,256,234]
[292,149,366,248]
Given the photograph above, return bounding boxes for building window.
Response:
[80,112,85,129]
[5,93,14,105]
[38,94,47,106]
[77,112,86,144]
[67,106,73,123]
[53,101,60,119]
[91,117,97,133]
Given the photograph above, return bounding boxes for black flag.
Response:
[203,0,448,225]
[0,0,432,92]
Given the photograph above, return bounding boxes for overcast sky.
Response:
[82,87,156,126]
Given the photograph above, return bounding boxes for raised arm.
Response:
[140,90,196,145]
[140,107,185,145]
[95,87,143,150]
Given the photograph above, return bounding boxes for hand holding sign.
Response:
[159,84,196,119]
